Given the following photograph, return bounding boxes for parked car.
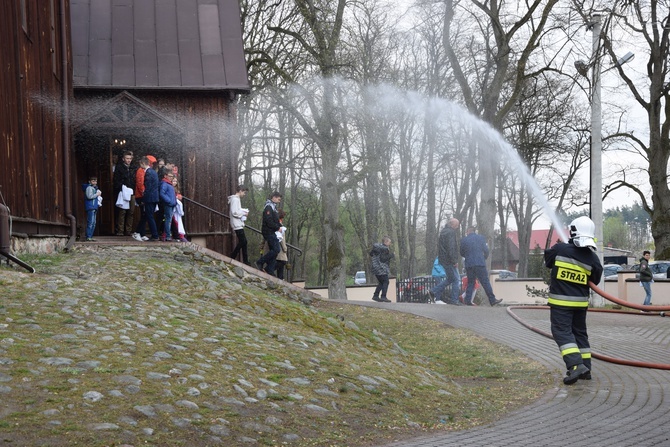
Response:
[491,269,517,280]
[354,271,366,285]
[603,264,623,280]
[648,261,670,278]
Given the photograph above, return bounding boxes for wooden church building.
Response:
[1,0,249,255]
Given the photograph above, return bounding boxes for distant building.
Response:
[491,236,520,272]
[601,247,634,266]
[507,229,562,253]
[491,229,559,272]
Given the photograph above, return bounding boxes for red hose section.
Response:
[506,281,670,370]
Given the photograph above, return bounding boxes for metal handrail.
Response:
[181,196,302,256]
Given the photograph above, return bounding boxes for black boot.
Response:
[563,364,589,385]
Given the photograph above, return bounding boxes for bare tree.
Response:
[240,0,334,282]
[504,75,591,274]
[238,0,594,286]
[442,0,561,260]
[263,0,352,298]
[573,1,670,258]
[340,0,403,281]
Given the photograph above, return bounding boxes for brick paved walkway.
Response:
[365,303,670,447]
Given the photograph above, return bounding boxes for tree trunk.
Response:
[322,143,347,299]
[649,136,670,259]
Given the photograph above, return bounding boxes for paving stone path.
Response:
[365,303,670,447]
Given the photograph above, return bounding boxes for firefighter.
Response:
[545,216,603,385]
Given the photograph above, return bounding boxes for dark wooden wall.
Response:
[0,0,71,236]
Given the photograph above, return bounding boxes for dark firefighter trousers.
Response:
[549,305,591,371]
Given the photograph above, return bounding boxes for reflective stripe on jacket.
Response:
[545,242,603,308]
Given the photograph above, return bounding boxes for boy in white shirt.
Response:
[228,186,250,264]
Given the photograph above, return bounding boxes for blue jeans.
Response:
[85,209,97,239]
[144,202,159,239]
[163,205,175,240]
[431,264,460,303]
[642,281,653,305]
[465,265,497,304]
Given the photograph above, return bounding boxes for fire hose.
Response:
[506,281,670,370]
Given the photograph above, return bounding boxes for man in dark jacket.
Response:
[460,226,503,306]
[131,154,156,242]
[113,151,136,236]
[640,250,653,306]
[545,216,603,385]
[140,159,160,241]
[429,218,462,305]
[256,191,282,275]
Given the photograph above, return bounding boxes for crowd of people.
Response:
[85,155,292,281]
[429,222,502,306]
[229,188,290,281]
[83,151,188,243]
[368,215,604,386]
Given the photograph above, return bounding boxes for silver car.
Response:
[354,271,366,285]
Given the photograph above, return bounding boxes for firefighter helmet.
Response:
[569,216,597,251]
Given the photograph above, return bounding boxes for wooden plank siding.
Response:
[0,0,71,236]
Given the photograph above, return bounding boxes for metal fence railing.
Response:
[396,276,442,303]
[181,196,302,257]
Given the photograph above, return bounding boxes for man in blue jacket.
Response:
[140,158,160,241]
[460,226,503,306]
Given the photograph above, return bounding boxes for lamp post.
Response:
[575,15,634,304]
[589,15,604,292]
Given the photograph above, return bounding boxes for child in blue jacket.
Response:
[82,176,102,241]
[158,171,177,241]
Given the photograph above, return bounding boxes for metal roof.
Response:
[71,0,249,91]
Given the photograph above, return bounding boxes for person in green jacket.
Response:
[640,250,653,306]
